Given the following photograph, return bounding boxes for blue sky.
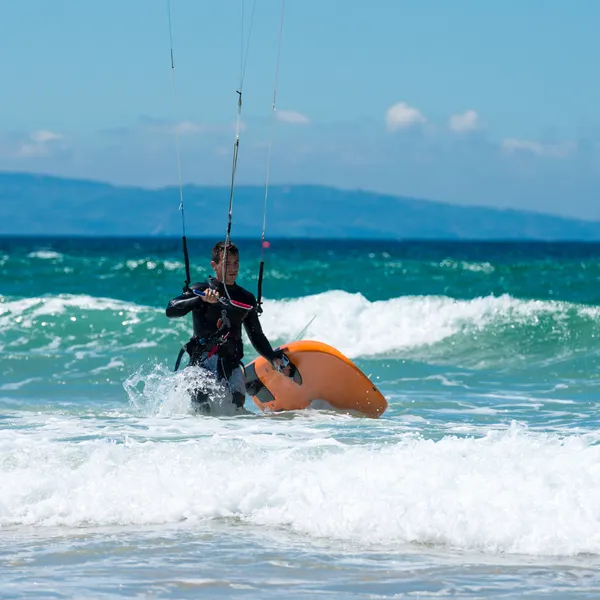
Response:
[1,0,600,219]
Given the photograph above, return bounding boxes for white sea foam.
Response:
[90,359,125,375]
[0,422,599,556]
[123,363,240,417]
[163,260,183,271]
[26,250,63,260]
[0,295,146,332]
[439,259,495,273]
[0,377,43,391]
[2,292,600,363]
[259,291,600,358]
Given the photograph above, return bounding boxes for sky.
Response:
[1,0,600,219]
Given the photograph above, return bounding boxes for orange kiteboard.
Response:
[245,340,387,418]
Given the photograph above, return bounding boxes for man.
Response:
[166,240,285,413]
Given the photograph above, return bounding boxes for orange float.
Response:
[245,340,387,418]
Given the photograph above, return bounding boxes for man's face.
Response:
[212,253,239,285]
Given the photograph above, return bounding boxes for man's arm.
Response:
[243,309,278,362]
[165,283,208,318]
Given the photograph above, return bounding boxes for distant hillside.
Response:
[3,171,600,239]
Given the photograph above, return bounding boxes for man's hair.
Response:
[212,241,239,264]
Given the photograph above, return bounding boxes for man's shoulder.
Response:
[189,281,210,292]
[232,284,257,306]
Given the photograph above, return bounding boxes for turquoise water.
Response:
[2,236,600,598]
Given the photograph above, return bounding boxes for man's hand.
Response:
[201,288,220,304]
[272,355,291,377]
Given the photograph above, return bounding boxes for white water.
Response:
[1,413,599,557]
[3,291,600,360]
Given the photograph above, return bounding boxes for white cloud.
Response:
[17,144,49,158]
[385,102,427,131]
[449,110,479,132]
[15,130,64,157]
[172,121,205,135]
[276,110,310,125]
[30,130,63,143]
[142,118,205,136]
[144,117,246,136]
[502,138,575,159]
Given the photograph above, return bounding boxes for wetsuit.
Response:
[166,279,278,411]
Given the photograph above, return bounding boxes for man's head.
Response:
[211,241,239,285]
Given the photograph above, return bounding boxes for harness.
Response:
[173,308,231,372]
[173,280,252,373]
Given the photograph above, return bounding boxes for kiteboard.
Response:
[245,340,387,418]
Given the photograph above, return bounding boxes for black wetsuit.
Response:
[166,279,278,409]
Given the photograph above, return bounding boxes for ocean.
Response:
[1,236,600,599]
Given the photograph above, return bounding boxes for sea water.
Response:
[1,237,600,598]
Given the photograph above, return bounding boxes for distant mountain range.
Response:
[3,171,600,239]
